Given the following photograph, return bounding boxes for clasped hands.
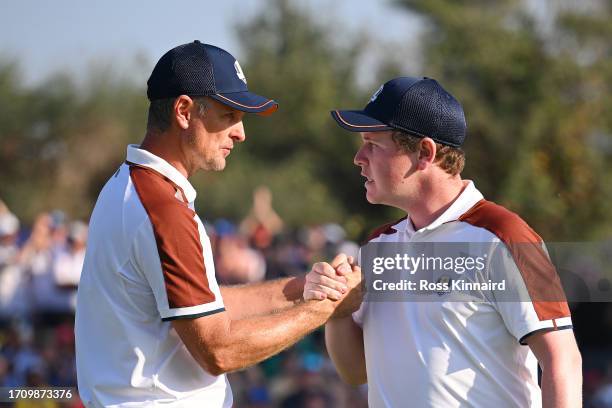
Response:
[303,253,363,317]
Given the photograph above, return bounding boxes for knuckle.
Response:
[322,287,341,299]
[320,275,332,285]
[320,267,334,277]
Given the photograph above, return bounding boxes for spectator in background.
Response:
[0,203,20,261]
[15,365,60,408]
[52,221,88,310]
[0,323,44,388]
[19,213,54,310]
[0,207,28,320]
[48,210,69,255]
[20,213,73,324]
[240,186,284,250]
[215,233,266,284]
[211,219,267,284]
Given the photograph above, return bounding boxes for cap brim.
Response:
[330,110,393,132]
[211,92,278,116]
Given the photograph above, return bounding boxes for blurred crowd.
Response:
[0,189,365,408]
[0,187,611,407]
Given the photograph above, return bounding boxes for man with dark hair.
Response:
[147,96,209,132]
[75,41,360,407]
[307,77,582,407]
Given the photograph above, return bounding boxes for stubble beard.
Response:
[186,130,226,172]
[203,157,226,172]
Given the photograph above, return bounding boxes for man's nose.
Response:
[354,146,367,166]
[230,121,246,143]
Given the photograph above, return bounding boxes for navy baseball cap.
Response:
[331,77,466,147]
[147,41,278,115]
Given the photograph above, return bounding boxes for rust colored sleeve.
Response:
[131,166,215,308]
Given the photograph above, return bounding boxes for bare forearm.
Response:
[541,361,582,408]
[213,300,331,372]
[175,257,363,376]
[221,276,305,319]
[325,316,367,385]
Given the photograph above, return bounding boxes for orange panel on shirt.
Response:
[459,199,570,321]
[130,165,215,308]
[364,216,407,244]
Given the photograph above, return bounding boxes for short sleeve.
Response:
[130,166,224,321]
[489,242,572,345]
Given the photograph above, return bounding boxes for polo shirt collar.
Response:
[394,180,483,235]
[126,144,197,203]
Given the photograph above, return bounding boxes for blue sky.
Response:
[1,0,422,87]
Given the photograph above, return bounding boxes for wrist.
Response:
[304,298,336,319]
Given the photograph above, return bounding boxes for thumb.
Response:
[331,253,348,269]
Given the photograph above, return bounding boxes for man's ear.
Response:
[416,137,437,170]
[174,95,194,130]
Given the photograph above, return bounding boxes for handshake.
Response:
[303,253,363,318]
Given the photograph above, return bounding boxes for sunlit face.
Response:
[184,98,245,172]
[353,131,417,207]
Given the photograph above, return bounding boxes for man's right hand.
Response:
[304,253,363,317]
[330,254,363,317]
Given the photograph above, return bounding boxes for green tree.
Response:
[194,0,398,236]
[2,0,395,237]
[394,0,612,239]
[0,62,146,221]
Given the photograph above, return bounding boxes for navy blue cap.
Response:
[331,77,466,147]
[147,41,278,115]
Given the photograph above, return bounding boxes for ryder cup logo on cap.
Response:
[147,40,277,115]
[370,85,383,102]
[234,61,247,84]
[331,76,467,147]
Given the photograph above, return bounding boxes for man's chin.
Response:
[203,159,226,172]
[365,191,380,204]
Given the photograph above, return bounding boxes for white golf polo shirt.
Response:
[75,145,230,408]
[354,181,572,408]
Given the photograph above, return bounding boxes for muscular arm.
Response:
[325,316,367,385]
[174,259,361,376]
[527,329,582,408]
[221,256,350,320]
[173,299,334,376]
[220,276,306,319]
